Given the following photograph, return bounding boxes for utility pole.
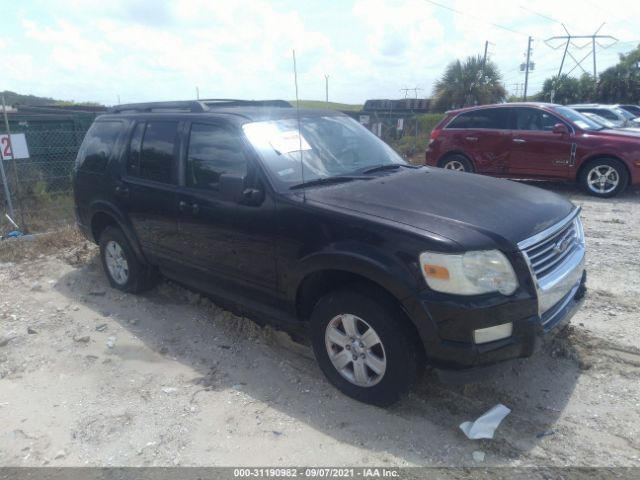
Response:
[324,75,329,105]
[400,87,422,99]
[196,86,200,100]
[523,36,532,101]
[482,40,489,72]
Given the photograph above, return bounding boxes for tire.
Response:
[579,158,628,198]
[99,226,157,293]
[439,154,474,172]
[310,286,424,406]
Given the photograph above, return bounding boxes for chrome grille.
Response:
[522,216,583,280]
[519,209,586,318]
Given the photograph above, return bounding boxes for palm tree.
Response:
[432,55,507,112]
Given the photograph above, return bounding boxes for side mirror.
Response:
[219,173,264,206]
[552,123,569,134]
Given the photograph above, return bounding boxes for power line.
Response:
[519,5,567,28]
[424,0,534,39]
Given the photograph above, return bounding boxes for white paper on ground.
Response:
[459,404,511,439]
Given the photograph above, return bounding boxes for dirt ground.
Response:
[1,182,639,468]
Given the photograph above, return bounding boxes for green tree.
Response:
[432,55,507,112]
[536,74,581,104]
[577,73,596,102]
[596,44,640,103]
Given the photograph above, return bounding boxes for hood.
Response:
[587,128,640,139]
[304,168,574,251]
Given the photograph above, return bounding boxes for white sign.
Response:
[397,118,404,131]
[359,115,370,125]
[269,130,311,154]
[0,133,30,160]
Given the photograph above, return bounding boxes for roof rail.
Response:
[109,99,292,114]
[109,101,207,113]
[199,99,291,108]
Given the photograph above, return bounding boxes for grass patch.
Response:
[0,225,87,263]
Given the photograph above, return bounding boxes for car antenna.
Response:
[292,49,306,201]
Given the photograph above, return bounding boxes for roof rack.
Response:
[200,99,291,108]
[109,101,207,113]
[109,99,291,114]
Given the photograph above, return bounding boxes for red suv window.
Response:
[446,108,511,130]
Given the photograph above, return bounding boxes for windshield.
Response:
[614,107,635,120]
[243,115,405,189]
[582,112,617,128]
[550,106,603,131]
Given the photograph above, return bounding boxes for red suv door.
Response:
[508,107,574,179]
[440,107,512,175]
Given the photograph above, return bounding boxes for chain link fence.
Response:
[1,111,95,235]
[343,109,444,164]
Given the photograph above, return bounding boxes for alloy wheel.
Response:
[444,160,466,171]
[324,314,387,387]
[104,240,129,285]
[587,165,619,195]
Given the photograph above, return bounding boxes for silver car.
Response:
[569,104,640,128]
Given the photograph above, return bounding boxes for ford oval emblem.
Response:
[553,236,573,254]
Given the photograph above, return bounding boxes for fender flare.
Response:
[289,242,421,306]
[88,200,148,264]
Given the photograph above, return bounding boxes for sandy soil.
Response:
[0,183,639,468]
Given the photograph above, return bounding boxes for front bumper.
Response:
[402,267,586,380]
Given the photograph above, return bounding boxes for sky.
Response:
[1,0,639,106]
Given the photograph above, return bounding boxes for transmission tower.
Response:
[544,23,618,102]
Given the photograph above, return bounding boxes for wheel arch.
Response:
[576,154,632,186]
[89,201,147,264]
[296,267,426,356]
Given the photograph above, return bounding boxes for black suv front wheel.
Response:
[310,287,423,406]
[99,226,157,293]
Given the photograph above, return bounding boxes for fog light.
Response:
[473,322,513,344]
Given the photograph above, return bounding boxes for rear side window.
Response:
[446,108,510,129]
[76,121,123,173]
[186,123,247,190]
[446,112,474,129]
[127,121,178,183]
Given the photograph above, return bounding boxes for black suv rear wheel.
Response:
[310,287,423,406]
[99,226,157,293]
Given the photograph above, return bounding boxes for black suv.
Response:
[73,100,587,406]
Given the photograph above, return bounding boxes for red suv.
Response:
[425,102,640,197]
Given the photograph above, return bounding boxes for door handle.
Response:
[513,138,526,143]
[114,185,129,198]
[465,136,478,141]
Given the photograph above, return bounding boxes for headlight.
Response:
[419,250,518,295]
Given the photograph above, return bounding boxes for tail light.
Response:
[428,128,442,146]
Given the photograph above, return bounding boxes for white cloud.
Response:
[1,0,638,104]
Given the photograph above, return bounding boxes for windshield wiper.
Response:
[289,175,370,190]
[360,164,420,174]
